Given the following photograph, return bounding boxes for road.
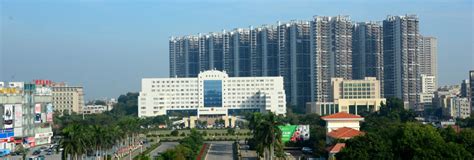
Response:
[206,141,233,160]
[8,145,61,160]
[149,142,179,158]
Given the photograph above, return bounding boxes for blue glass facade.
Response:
[204,80,222,107]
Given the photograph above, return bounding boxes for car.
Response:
[39,146,48,150]
[46,151,52,155]
[38,155,46,160]
[302,147,313,154]
[32,150,41,155]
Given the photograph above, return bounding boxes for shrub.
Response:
[180,132,186,136]
[171,130,179,136]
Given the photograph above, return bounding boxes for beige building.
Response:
[51,83,85,115]
[306,77,386,115]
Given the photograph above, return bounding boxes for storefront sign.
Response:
[35,87,52,95]
[35,132,53,139]
[0,88,21,94]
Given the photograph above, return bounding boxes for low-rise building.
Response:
[322,112,364,159]
[433,85,464,118]
[83,105,109,114]
[306,77,386,115]
[139,70,286,121]
[450,97,470,119]
[0,81,54,152]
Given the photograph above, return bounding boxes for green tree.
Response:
[111,92,139,116]
[457,128,474,155]
[251,112,284,160]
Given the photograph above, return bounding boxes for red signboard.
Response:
[34,80,52,86]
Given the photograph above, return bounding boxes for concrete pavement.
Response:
[206,141,233,160]
[149,142,178,158]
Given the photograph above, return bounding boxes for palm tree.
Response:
[90,125,107,159]
[252,113,284,160]
[61,124,89,160]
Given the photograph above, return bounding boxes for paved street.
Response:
[7,145,61,160]
[206,141,233,160]
[149,142,178,158]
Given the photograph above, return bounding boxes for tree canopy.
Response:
[336,98,473,160]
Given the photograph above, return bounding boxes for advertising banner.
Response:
[278,125,310,143]
[35,104,41,114]
[47,113,53,122]
[34,113,41,123]
[46,103,53,113]
[3,105,13,129]
[8,82,24,88]
[34,104,41,123]
[14,104,22,127]
[46,104,53,122]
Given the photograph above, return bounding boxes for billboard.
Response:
[8,82,24,88]
[3,105,14,129]
[35,87,52,95]
[34,104,41,123]
[278,125,310,143]
[46,103,53,122]
[14,104,22,127]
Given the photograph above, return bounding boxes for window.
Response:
[204,80,222,107]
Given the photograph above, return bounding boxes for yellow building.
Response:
[306,77,386,115]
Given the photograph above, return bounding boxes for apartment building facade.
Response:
[352,22,384,95]
[51,83,85,115]
[383,15,420,109]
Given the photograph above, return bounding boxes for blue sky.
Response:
[1,0,473,100]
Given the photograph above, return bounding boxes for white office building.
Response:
[138,70,286,118]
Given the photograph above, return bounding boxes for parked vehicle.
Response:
[302,147,313,154]
[32,150,41,155]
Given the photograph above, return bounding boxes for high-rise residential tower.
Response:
[352,22,384,95]
[310,15,353,103]
[278,21,311,107]
[461,79,470,98]
[418,36,437,77]
[169,22,311,107]
[383,15,420,109]
[470,70,474,113]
